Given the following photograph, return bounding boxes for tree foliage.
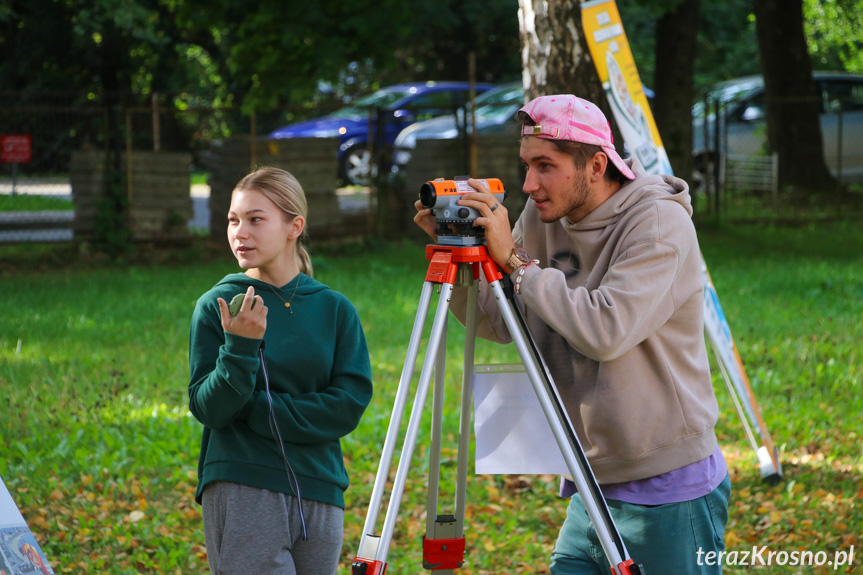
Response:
[0,0,521,115]
[2,0,857,115]
[805,0,863,72]
[618,0,761,95]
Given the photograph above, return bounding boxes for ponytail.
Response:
[297,241,314,277]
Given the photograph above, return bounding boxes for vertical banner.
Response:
[581,0,781,482]
[0,476,55,575]
[581,0,673,176]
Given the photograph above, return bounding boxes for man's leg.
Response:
[552,474,731,574]
[550,497,610,575]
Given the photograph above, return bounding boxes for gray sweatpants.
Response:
[202,481,344,575]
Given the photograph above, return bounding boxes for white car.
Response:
[693,72,863,184]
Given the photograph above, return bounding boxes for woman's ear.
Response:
[288,215,306,240]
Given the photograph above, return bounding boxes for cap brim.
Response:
[604,147,635,180]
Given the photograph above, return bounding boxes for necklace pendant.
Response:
[284,303,291,308]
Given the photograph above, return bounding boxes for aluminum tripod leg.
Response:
[357,281,433,551]
[423,275,477,573]
[353,280,457,574]
[485,274,642,575]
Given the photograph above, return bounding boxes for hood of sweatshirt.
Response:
[214,272,329,297]
[565,158,692,231]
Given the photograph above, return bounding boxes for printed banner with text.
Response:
[0,476,54,575]
[581,0,673,176]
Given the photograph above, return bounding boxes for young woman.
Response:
[188,166,373,574]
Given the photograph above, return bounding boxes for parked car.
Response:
[392,81,656,176]
[268,81,494,186]
[692,71,863,184]
[391,81,523,174]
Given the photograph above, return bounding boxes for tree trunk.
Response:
[653,0,699,183]
[518,0,624,147]
[753,0,837,195]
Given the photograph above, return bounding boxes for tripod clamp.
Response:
[352,244,644,575]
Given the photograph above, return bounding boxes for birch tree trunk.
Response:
[518,0,623,147]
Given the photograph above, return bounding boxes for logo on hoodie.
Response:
[550,250,581,281]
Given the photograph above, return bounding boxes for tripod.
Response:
[351,243,644,575]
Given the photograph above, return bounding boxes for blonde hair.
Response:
[233,166,314,277]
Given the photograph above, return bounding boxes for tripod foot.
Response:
[352,558,386,575]
[617,558,646,575]
[422,535,465,570]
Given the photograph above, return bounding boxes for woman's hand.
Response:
[217,285,268,339]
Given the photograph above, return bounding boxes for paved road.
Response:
[0,183,211,243]
[0,185,369,243]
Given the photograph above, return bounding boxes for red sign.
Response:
[1,135,32,164]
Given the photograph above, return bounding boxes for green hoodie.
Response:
[188,273,373,508]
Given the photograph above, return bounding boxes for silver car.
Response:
[391,81,524,174]
[693,71,863,184]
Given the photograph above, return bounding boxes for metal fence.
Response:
[694,81,863,217]
[7,86,860,245]
[0,92,336,244]
[0,91,482,245]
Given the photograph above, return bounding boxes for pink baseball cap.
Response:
[518,94,635,180]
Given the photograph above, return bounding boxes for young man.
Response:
[415,94,730,574]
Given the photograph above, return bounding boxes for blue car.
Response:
[268,81,494,186]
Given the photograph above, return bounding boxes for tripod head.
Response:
[419,176,506,246]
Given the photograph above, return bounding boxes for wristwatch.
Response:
[504,246,533,275]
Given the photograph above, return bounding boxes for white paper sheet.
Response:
[472,364,568,475]
[0,476,26,528]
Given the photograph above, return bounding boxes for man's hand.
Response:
[217,285,268,339]
[456,178,516,269]
[413,199,438,242]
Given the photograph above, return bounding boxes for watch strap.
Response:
[504,247,532,275]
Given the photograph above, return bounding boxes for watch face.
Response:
[515,247,531,262]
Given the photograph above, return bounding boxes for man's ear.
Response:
[590,151,609,181]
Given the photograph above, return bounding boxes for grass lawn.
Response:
[0,193,73,212]
[0,221,861,574]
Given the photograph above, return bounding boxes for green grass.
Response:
[692,182,863,223]
[0,193,73,211]
[0,225,861,574]
[191,171,209,186]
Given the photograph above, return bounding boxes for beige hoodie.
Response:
[452,159,718,484]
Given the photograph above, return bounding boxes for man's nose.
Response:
[522,168,539,194]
